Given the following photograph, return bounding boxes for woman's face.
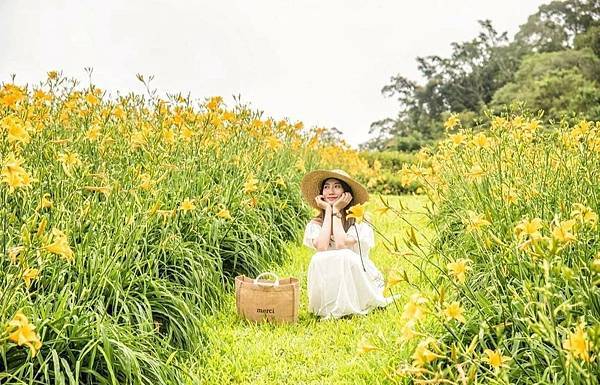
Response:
[321,178,346,205]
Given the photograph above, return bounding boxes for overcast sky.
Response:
[0,0,549,147]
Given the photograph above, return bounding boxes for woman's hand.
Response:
[314,195,330,210]
[333,192,352,211]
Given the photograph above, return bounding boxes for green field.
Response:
[193,195,432,385]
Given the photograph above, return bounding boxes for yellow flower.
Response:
[0,84,26,108]
[571,203,597,226]
[207,96,223,111]
[243,176,259,194]
[563,323,591,362]
[138,173,154,191]
[57,151,82,176]
[412,338,442,367]
[295,159,306,173]
[443,301,465,323]
[472,133,490,148]
[85,92,100,106]
[450,133,465,145]
[502,187,518,205]
[514,217,543,240]
[217,207,232,220]
[22,268,40,288]
[38,193,53,210]
[179,198,196,212]
[181,126,195,142]
[275,175,286,187]
[402,293,427,322]
[386,268,404,289]
[6,311,42,357]
[399,320,417,342]
[1,115,30,145]
[444,114,460,131]
[551,219,577,244]
[156,209,176,221]
[85,125,101,141]
[1,153,34,192]
[346,203,366,224]
[265,136,282,150]
[464,211,491,233]
[8,246,24,264]
[162,128,176,145]
[43,228,74,262]
[483,349,510,370]
[47,70,58,80]
[356,336,378,354]
[447,258,471,284]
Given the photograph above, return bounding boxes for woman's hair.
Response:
[311,178,356,231]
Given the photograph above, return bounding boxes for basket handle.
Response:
[253,272,280,287]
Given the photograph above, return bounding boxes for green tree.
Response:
[492,48,600,120]
[574,25,600,56]
[515,0,600,52]
[369,20,519,149]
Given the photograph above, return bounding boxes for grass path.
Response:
[192,195,432,384]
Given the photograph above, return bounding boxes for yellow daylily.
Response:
[571,203,597,226]
[483,349,510,371]
[447,258,471,284]
[443,301,466,323]
[346,203,366,224]
[444,114,460,131]
[8,246,24,264]
[464,211,491,233]
[22,268,40,288]
[1,115,30,145]
[217,208,232,220]
[412,338,442,367]
[43,228,74,262]
[6,312,43,357]
[243,176,259,194]
[179,198,196,213]
[551,219,577,244]
[563,323,591,362]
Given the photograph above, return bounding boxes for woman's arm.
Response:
[332,192,353,249]
[314,198,333,251]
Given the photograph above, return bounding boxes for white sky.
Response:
[0,0,548,147]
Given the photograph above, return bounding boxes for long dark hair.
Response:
[312,178,356,231]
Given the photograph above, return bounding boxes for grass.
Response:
[191,194,433,384]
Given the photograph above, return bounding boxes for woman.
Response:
[300,169,393,320]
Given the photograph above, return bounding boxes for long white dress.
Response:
[303,220,393,320]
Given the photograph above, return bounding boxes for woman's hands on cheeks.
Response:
[333,192,352,211]
[314,195,330,210]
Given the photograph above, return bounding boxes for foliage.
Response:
[492,48,600,120]
[382,113,600,383]
[0,73,364,384]
[367,0,600,151]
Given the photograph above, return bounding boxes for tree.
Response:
[514,0,600,52]
[492,48,600,120]
[370,20,519,148]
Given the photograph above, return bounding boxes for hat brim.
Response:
[300,169,369,209]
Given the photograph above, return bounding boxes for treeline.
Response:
[363,0,600,151]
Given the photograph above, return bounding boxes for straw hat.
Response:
[300,169,369,209]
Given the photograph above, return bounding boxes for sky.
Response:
[0,0,549,148]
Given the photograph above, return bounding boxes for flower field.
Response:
[386,114,600,383]
[0,73,377,384]
[2,72,599,385]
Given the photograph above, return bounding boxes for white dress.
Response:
[303,221,393,320]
